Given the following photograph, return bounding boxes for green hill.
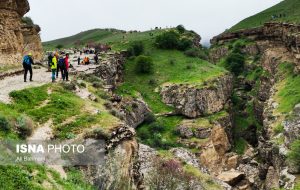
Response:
[230,0,300,32]
[43,28,164,51]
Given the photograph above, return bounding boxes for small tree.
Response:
[155,31,180,49]
[135,55,154,74]
[176,25,185,34]
[127,41,144,56]
[56,44,64,49]
[225,52,245,75]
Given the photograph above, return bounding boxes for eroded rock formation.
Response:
[160,74,233,118]
[0,0,43,66]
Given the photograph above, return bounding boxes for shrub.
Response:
[79,82,87,88]
[21,17,34,26]
[0,116,10,132]
[16,116,34,138]
[177,38,193,51]
[287,140,300,171]
[224,52,245,75]
[184,48,208,60]
[169,59,176,65]
[176,25,185,34]
[144,113,156,124]
[62,81,77,91]
[127,41,144,56]
[155,31,180,49]
[92,81,103,88]
[56,44,64,49]
[135,55,154,74]
[148,79,157,86]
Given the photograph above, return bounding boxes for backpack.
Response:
[23,56,31,65]
[58,58,66,68]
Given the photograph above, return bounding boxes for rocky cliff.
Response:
[160,74,233,118]
[209,22,300,189]
[0,0,43,67]
[210,22,300,69]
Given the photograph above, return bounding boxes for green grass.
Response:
[43,29,164,51]
[0,165,96,190]
[275,62,300,114]
[117,45,226,114]
[233,137,248,155]
[136,116,183,150]
[10,85,84,124]
[230,0,300,32]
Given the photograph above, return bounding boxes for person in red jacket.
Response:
[62,53,69,81]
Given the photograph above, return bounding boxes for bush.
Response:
[135,55,154,74]
[0,116,10,132]
[176,25,185,34]
[287,140,300,171]
[127,41,144,56]
[92,81,103,89]
[62,81,77,91]
[144,112,156,124]
[184,48,208,60]
[56,44,64,49]
[16,116,34,138]
[21,17,34,26]
[177,38,193,51]
[224,52,245,75]
[155,31,180,49]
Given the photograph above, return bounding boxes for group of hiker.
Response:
[48,52,69,82]
[22,50,99,83]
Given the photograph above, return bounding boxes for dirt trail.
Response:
[0,67,51,103]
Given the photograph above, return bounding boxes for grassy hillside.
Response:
[43,28,164,51]
[230,0,300,32]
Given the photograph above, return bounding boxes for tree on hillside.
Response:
[176,25,185,34]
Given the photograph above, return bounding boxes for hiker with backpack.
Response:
[62,54,69,81]
[50,53,57,82]
[47,53,53,71]
[57,56,65,79]
[23,53,34,82]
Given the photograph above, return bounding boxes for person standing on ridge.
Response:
[23,53,34,82]
[51,54,57,82]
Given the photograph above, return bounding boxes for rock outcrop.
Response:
[94,52,125,88]
[160,74,233,118]
[210,22,300,69]
[21,24,43,61]
[0,0,43,66]
[112,97,151,128]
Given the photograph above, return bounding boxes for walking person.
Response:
[58,56,65,79]
[23,53,34,82]
[51,54,57,82]
[47,53,53,71]
[62,54,69,81]
[94,54,98,64]
[77,57,80,65]
[56,53,62,78]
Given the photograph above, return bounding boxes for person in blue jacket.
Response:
[23,53,34,82]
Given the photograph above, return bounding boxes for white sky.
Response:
[26,0,282,44]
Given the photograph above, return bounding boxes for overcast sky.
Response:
[26,0,282,44]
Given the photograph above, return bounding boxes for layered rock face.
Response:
[22,24,43,61]
[160,74,233,118]
[0,0,43,66]
[94,52,125,87]
[210,22,300,69]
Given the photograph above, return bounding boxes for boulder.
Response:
[217,170,245,186]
